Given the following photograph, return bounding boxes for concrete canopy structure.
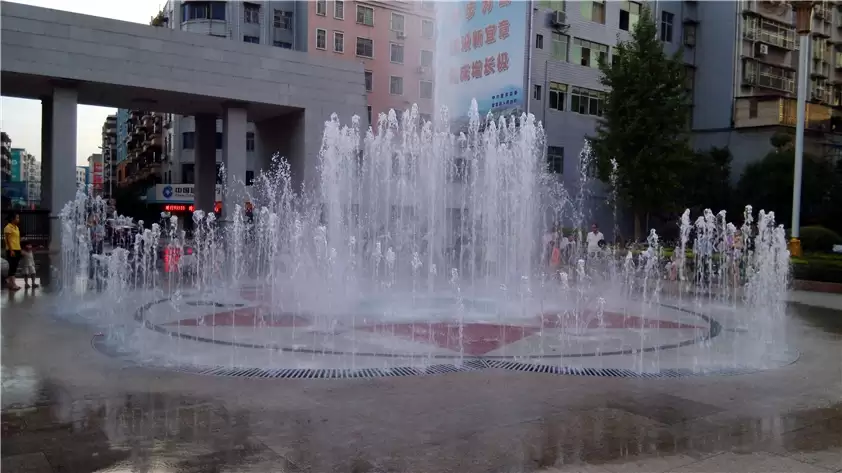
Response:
[0,1,366,256]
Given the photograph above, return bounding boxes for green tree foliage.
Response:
[589,6,693,240]
[679,146,732,216]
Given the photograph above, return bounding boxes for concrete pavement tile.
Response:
[672,452,833,473]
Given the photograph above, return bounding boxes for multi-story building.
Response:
[101,114,117,198]
[76,166,89,190]
[1,132,11,184]
[151,1,310,187]
[308,0,437,125]
[88,153,104,196]
[116,111,164,190]
[19,151,41,208]
[694,0,842,171]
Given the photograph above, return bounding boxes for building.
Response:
[76,166,90,190]
[1,132,11,183]
[88,153,104,196]
[8,149,42,208]
[694,0,842,173]
[308,0,437,125]
[101,114,117,198]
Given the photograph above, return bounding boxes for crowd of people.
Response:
[543,223,606,274]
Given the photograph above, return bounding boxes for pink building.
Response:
[308,0,437,127]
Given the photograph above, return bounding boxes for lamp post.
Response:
[788,1,819,258]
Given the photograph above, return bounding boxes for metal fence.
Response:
[1,209,50,246]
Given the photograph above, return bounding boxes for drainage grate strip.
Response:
[482,359,762,378]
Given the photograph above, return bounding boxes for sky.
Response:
[0,1,163,165]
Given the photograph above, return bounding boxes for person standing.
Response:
[4,213,22,290]
[19,243,38,289]
[586,223,605,258]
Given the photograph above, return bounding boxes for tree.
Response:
[589,6,693,240]
[679,146,732,216]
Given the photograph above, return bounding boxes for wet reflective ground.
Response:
[2,288,841,473]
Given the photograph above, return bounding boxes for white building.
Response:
[20,151,41,207]
[76,166,89,190]
[158,1,309,186]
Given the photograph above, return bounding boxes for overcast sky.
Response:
[0,1,163,165]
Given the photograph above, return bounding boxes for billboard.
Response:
[92,162,103,190]
[10,149,22,181]
[436,0,528,128]
[150,184,223,204]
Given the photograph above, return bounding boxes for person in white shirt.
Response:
[586,223,605,258]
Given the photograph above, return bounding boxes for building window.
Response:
[182,164,195,184]
[274,41,292,49]
[551,32,568,61]
[245,170,255,185]
[246,132,255,151]
[570,86,605,116]
[548,82,567,111]
[536,34,544,49]
[243,35,259,44]
[334,31,345,53]
[334,0,344,19]
[316,29,326,50]
[367,106,372,125]
[533,84,542,100]
[391,13,405,33]
[547,146,564,174]
[571,38,608,68]
[538,0,565,9]
[215,132,223,149]
[685,65,695,92]
[420,50,434,68]
[421,0,435,11]
[619,1,640,31]
[390,43,404,63]
[365,70,373,91]
[661,11,674,42]
[422,19,435,39]
[182,2,226,22]
[684,23,697,47]
[356,37,373,57]
[390,76,404,95]
[357,5,374,26]
[420,80,433,99]
[182,132,195,149]
[244,3,260,23]
[581,0,605,24]
[316,0,326,16]
[273,10,292,29]
[749,98,758,118]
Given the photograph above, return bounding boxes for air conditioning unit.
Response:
[417,66,430,74]
[396,32,407,39]
[758,43,769,55]
[551,10,567,27]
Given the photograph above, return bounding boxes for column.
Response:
[48,87,78,249]
[193,114,217,214]
[40,98,53,212]
[222,105,247,223]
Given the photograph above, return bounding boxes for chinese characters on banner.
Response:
[436,0,526,124]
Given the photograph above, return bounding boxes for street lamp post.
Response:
[789,1,818,258]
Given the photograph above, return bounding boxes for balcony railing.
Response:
[744,72,796,93]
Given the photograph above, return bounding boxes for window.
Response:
[367,106,372,125]
[749,98,758,118]
[547,146,564,174]
[365,70,373,91]
[334,31,345,53]
[316,0,326,16]
[357,5,374,26]
[390,76,404,95]
[391,13,405,32]
[581,0,605,24]
[273,10,292,29]
[571,38,608,68]
[619,1,640,31]
[316,29,327,50]
[684,23,697,47]
[356,37,373,57]
[538,0,565,9]
[661,11,674,42]
[215,132,223,149]
[570,86,605,116]
[420,50,434,67]
[243,35,259,44]
[612,53,620,66]
[685,65,695,92]
[246,170,255,185]
[422,19,435,39]
[533,84,542,100]
[420,80,433,99]
[421,0,435,11]
[548,82,567,111]
[390,43,404,63]
[182,164,195,184]
[536,34,544,49]
[274,41,292,49]
[334,0,344,19]
[551,32,568,61]
[246,132,255,151]
[182,132,195,150]
[182,2,226,21]
[244,3,260,23]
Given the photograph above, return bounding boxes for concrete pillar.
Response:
[40,98,53,211]
[48,87,77,247]
[222,106,247,222]
[194,114,217,213]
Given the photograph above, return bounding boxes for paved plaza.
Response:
[1,287,841,472]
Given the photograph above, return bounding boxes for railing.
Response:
[1,209,50,246]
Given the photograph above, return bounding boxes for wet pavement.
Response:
[2,286,841,472]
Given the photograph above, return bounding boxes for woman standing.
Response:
[4,213,22,291]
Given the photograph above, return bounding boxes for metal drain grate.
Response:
[482,359,762,379]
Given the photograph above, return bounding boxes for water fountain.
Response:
[53,102,796,378]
